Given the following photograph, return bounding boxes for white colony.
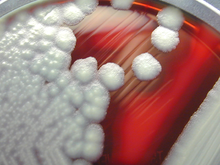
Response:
[151,6,184,52]
[80,81,110,123]
[82,124,104,161]
[132,53,162,81]
[61,2,85,26]
[74,0,99,15]
[151,26,180,52]
[98,63,125,91]
[111,0,135,10]
[0,1,125,165]
[163,77,220,165]
[55,27,76,52]
[157,6,184,31]
[33,4,62,26]
[71,57,98,84]
[43,26,59,41]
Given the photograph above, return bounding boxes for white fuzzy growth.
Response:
[64,140,84,159]
[132,53,162,81]
[82,142,103,162]
[48,83,60,97]
[20,49,35,60]
[84,81,110,108]
[98,63,125,91]
[30,48,71,82]
[64,82,84,108]
[61,2,85,26]
[42,26,58,40]
[151,26,179,52]
[36,39,53,52]
[157,6,184,31]
[84,124,104,143]
[0,2,112,165]
[74,0,98,15]
[164,78,220,165]
[33,5,61,25]
[55,71,72,89]
[71,57,98,84]
[80,103,107,123]
[73,111,90,127]
[111,0,134,10]
[80,81,110,122]
[55,27,76,53]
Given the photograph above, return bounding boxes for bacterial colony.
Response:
[0,0,219,165]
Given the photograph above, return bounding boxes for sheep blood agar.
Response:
[73,1,220,165]
[0,0,220,165]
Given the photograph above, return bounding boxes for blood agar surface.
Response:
[0,0,220,165]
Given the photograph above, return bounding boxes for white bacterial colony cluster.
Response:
[111,0,135,10]
[151,6,184,52]
[0,0,125,165]
[164,77,220,165]
[157,6,184,31]
[132,53,162,81]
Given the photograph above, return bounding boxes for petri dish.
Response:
[0,0,220,165]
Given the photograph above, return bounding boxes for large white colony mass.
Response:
[132,53,162,81]
[0,0,126,165]
[151,6,184,52]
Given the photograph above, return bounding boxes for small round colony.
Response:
[151,26,179,52]
[157,6,184,31]
[98,63,125,91]
[132,53,162,81]
[0,1,125,165]
[111,0,135,10]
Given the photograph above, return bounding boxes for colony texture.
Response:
[0,0,125,164]
[0,0,187,164]
[151,6,184,52]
